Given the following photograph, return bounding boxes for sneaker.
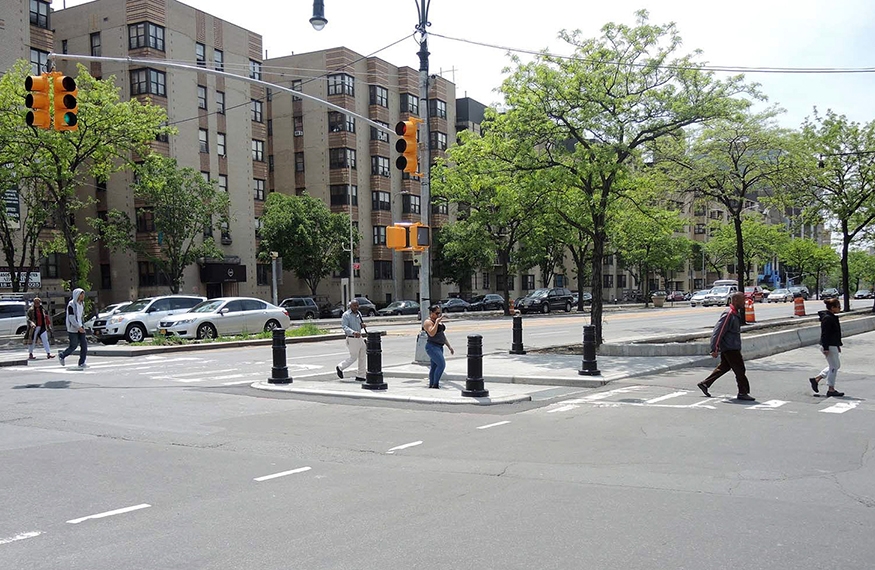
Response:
[59,355,65,366]
[809,377,819,393]
[354,377,366,382]
[696,382,711,397]
[826,390,845,397]
[736,393,756,401]
[335,366,343,379]
[78,363,88,369]
[46,354,55,359]
[28,354,36,360]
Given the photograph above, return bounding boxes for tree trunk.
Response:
[841,223,851,312]
[590,226,606,345]
[500,258,512,316]
[734,215,745,289]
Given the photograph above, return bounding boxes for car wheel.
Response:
[565,301,572,312]
[125,323,146,343]
[197,323,217,340]
[691,303,697,307]
[304,311,315,320]
[541,303,550,314]
[367,310,376,317]
[263,319,281,332]
[100,339,119,345]
[16,326,27,335]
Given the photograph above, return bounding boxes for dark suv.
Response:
[468,294,506,312]
[515,287,574,314]
[280,297,319,320]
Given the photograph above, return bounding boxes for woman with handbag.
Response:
[26,297,55,360]
[422,304,454,389]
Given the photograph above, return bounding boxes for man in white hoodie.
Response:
[59,288,88,369]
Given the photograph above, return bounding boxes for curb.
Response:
[86,332,349,357]
[373,368,610,388]
[250,380,532,405]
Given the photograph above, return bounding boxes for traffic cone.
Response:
[793,296,806,317]
[745,297,756,324]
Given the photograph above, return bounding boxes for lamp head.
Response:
[310,0,327,30]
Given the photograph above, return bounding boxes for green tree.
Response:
[778,238,820,286]
[515,213,567,288]
[845,250,875,293]
[705,217,789,284]
[0,62,169,289]
[808,244,841,296]
[95,155,230,294]
[258,193,355,295]
[432,222,493,293]
[482,11,752,342]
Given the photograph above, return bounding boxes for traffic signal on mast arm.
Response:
[395,118,422,175]
[386,222,430,251]
[24,75,51,129]
[53,75,78,131]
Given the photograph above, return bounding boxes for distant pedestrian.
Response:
[336,299,367,381]
[809,298,845,397]
[59,288,88,369]
[697,292,755,401]
[26,297,54,360]
[422,304,454,389]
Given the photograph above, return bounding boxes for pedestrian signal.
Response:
[385,223,430,251]
[386,225,408,250]
[24,75,51,129]
[395,118,422,175]
[53,75,78,131]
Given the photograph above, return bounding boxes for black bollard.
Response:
[362,331,388,391]
[578,324,601,376]
[267,328,292,384]
[462,334,489,398]
[509,313,526,354]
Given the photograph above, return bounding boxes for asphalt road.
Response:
[1,306,873,569]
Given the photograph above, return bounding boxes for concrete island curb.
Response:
[85,331,356,357]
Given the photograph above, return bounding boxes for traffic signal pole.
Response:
[415,0,432,323]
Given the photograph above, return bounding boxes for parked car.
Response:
[441,298,471,313]
[820,288,840,300]
[667,291,687,302]
[571,291,593,306]
[158,297,291,340]
[689,289,711,307]
[85,301,132,334]
[94,295,206,344]
[0,301,28,336]
[789,286,810,300]
[744,286,766,303]
[854,289,873,299]
[765,288,792,303]
[325,297,378,318]
[280,297,319,320]
[702,285,737,307]
[468,294,506,312]
[516,287,574,314]
[377,300,420,316]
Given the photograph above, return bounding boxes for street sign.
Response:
[0,268,41,289]
[353,262,361,270]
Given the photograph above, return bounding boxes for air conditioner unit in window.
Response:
[294,130,303,137]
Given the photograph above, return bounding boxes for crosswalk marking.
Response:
[645,391,688,404]
[747,400,788,410]
[820,402,858,414]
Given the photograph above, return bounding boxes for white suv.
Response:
[703,285,738,307]
[0,301,28,336]
[94,295,205,344]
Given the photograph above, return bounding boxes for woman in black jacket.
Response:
[809,298,844,397]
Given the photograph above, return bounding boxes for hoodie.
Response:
[818,309,842,350]
[66,288,85,333]
[709,303,743,353]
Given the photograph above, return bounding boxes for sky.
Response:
[58,0,875,129]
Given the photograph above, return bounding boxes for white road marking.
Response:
[476,421,511,430]
[547,405,578,413]
[66,503,151,524]
[747,400,788,410]
[386,441,423,454]
[152,368,237,378]
[820,402,859,414]
[0,531,42,545]
[254,466,312,482]
[563,386,645,404]
[645,391,688,404]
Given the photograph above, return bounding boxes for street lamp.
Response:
[310,0,328,31]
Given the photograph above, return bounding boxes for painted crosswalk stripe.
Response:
[0,531,42,545]
[476,421,511,430]
[254,466,311,482]
[547,404,578,413]
[747,400,788,410]
[67,503,151,524]
[386,441,423,454]
[820,402,858,414]
[564,386,644,404]
[645,391,688,404]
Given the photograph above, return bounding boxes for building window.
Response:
[694,205,706,217]
[254,178,265,201]
[695,223,707,235]
[523,275,535,291]
[218,174,228,193]
[130,68,166,97]
[294,116,303,135]
[136,208,155,232]
[483,272,491,290]
[90,32,101,56]
[371,122,390,142]
[327,73,354,96]
[554,274,566,288]
[603,274,614,288]
[497,274,515,291]
[39,253,59,279]
[330,185,358,206]
[30,0,50,28]
[402,194,421,214]
[369,85,388,107]
[138,261,170,287]
[195,42,206,66]
[249,60,262,80]
[404,261,420,280]
[251,99,263,123]
[372,191,390,212]
[30,49,49,75]
[328,112,354,133]
[252,139,265,162]
[100,263,112,290]
[429,99,447,119]
[216,91,225,114]
[432,202,449,216]
[291,80,302,101]
[617,274,627,288]
[213,49,224,71]
[373,260,393,280]
[429,131,448,151]
[197,85,207,109]
[400,93,419,115]
[255,263,270,286]
[295,152,304,172]
[329,148,356,169]
[201,171,210,183]
[603,254,613,267]
[199,129,209,153]
[129,22,165,51]
[217,133,226,157]
[373,225,387,245]
[371,156,390,177]
[709,210,723,220]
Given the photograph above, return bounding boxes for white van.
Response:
[712,279,739,288]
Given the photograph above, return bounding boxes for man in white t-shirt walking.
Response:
[336,299,367,381]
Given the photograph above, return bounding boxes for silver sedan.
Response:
[158,297,291,340]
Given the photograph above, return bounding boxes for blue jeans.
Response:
[61,331,87,366]
[425,342,445,387]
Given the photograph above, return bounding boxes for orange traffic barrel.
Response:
[793,295,806,317]
[745,297,756,323]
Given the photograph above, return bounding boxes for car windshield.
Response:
[744,287,757,292]
[529,289,549,298]
[711,286,732,294]
[190,300,224,313]
[470,295,485,303]
[120,299,151,312]
[384,302,403,309]
[695,290,711,295]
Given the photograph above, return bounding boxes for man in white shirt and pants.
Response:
[337,299,367,381]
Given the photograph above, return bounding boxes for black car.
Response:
[571,291,592,306]
[326,297,378,318]
[820,288,840,300]
[377,300,420,316]
[441,298,471,313]
[516,287,574,314]
[468,294,506,312]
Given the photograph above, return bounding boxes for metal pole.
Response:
[579,325,601,376]
[271,253,278,306]
[462,334,488,398]
[267,328,291,384]
[362,331,388,390]
[416,0,431,321]
[348,164,355,302]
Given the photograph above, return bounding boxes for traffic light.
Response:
[24,75,51,129]
[386,225,408,250]
[53,75,78,131]
[385,223,430,251]
[395,118,422,175]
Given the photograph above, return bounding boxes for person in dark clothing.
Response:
[809,298,844,397]
[26,297,55,360]
[422,304,454,389]
[697,292,755,401]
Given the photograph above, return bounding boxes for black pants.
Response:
[701,350,750,395]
